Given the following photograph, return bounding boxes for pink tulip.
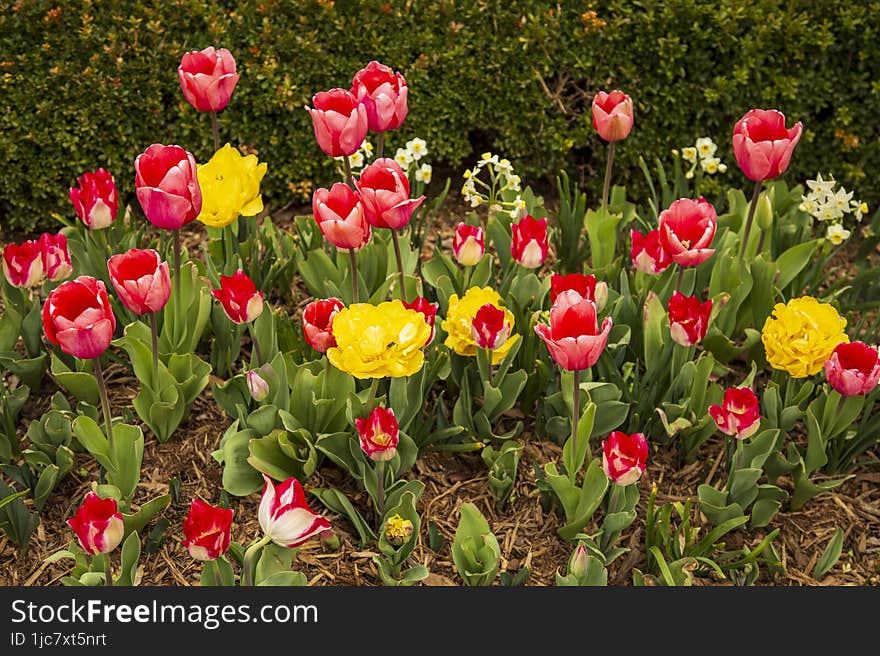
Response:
[471,303,511,351]
[107,248,171,315]
[602,431,648,485]
[312,183,371,250]
[351,61,408,133]
[732,109,803,182]
[709,387,761,440]
[182,498,233,561]
[67,492,124,556]
[511,215,549,269]
[535,290,612,371]
[134,144,202,230]
[658,198,717,267]
[42,276,116,359]
[630,229,672,275]
[355,406,400,462]
[452,223,485,266]
[402,296,438,346]
[667,291,712,347]
[824,341,880,397]
[592,90,634,142]
[355,158,425,230]
[302,297,345,353]
[39,232,73,282]
[69,168,118,229]
[2,240,43,288]
[258,475,331,548]
[307,88,368,158]
[178,46,240,113]
[212,270,264,324]
[247,370,270,402]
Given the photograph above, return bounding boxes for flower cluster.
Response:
[461,152,524,217]
[393,137,433,184]
[2,232,73,287]
[679,136,727,178]
[798,173,868,245]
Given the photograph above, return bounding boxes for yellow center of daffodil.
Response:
[440,286,519,364]
[327,301,431,379]
[197,144,267,228]
[761,296,849,378]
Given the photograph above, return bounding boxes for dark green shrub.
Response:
[1,0,877,235]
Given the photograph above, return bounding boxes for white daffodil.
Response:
[415,163,433,184]
[806,173,836,198]
[695,137,717,158]
[496,158,514,176]
[682,147,697,163]
[349,151,365,169]
[406,138,428,160]
[700,157,720,174]
[394,148,413,168]
[830,187,854,213]
[852,200,869,221]
[826,223,851,245]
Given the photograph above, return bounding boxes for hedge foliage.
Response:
[1,0,878,234]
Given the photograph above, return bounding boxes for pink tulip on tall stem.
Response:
[592,90,633,210]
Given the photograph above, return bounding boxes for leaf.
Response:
[812,528,844,579]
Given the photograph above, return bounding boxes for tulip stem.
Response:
[149,312,159,384]
[571,368,581,474]
[739,181,763,262]
[756,229,768,257]
[242,534,272,586]
[104,557,113,587]
[348,248,360,303]
[391,229,407,302]
[601,142,616,211]
[365,376,380,414]
[210,112,220,152]
[249,322,263,366]
[485,348,495,387]
[375,459,386,520]
[173,229,182,320]
[376,133,385,160]
[93,356,114,451]
[462,265,472,293]
[724,435,734,487]
[343,156,355,190]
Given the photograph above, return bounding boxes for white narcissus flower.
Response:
[394,148,412,168]
[852,200,868,221]
[826,223,851,245]
[830,187,854,213]
[681,147,697,163]
[701,156,720,174]
[415,163,432,183]
[349,151,365,169]
[806,172,836,198]
[695,137,717,158]
[406,138,427,160]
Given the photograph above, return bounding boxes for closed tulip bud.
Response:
[355,406,399,462]
[312,183,371,250]
[134,144,202,231]
[307,88,368,158]
[247,370,270,402]
[69,168,118,229]
[384,513,414,547]
[511,215,548,269]
[212,270,264,324]
[355,158,425,230]
[178,46,239,113]
[402,296,439,345]
[351,60,408,133]
[302,297,345,353]
[732,109,803,182]
[569,543,591,579]
[67,492,124,555]
[630,229,673,275]
[754,193,774,231]
[182,498,233,561]
[320,529,341,552]
[667,291,712,347]
[107,248,171,315]
[824,341,880,397]
[258,475,331,548]
[471,303,511,350]
[43,276,116,359]
[38,233,73,282]
[591,90,634,142]
[452,222,485,266]
[535,290,612,371]
[658,198,717,268]
[709,387,761,440]
[2,240,43,288]
[601,431,649,486]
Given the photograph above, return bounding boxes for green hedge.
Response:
[1,0,878,234]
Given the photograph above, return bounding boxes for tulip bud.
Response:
[754,193,774,231]
[667,291,713,347]
[182,498,233,561]
[355,158,425,230]
[601,431,649,486]
[2,240,43,288]
[569,543,591,579]
[630,229,672,275]
[320,529,341,552]
[247,370,270,402]
[708,387,761,440]
[69,168,118,230]
[39,233,73,282]
[355,406,399,462]
[67,492,124,555]
[178,46,239,113]
[384,513,414,546]
[452,222,485,266]
[43,276,116,359]
[212,270,264,324]
[472,303,511,351]
[511,215,548,269]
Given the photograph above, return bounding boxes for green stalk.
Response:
[391,229,407,302]
[601,142,616,210]
[375,459,386,520]
[348,248,360,303]
[739,181,763,261]
[210,112,220,152]
[92,356,114,451]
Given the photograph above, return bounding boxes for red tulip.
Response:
[667,291,712,347]
[452,223,485,266]
[134,144,202,230]
[471,303,511,350]
[630,228,672,275]
[709,387,761,440]
[67,492,124,555]
[258,475,331,548]
[355,158,425,230]
[2,240,43,288]
[69,168,118,229]
[402,296,438,345]
[107,248,171,315]
[592,90,634,142]
[307,88,368,158]
[212,270,264,324]
[550,272,607,310]
[43,276,116,359]
[601,431,648,486]
[351,60,408,133]
[38,233,73,283]
[355,406,400,462]
[535,290,612,371]
[511,215,548,269]
[824,341,880,397]
[312,183,371,250]
[658,198,717,267]
[732,109,803,182]
[182,498,234,561]
[178,46,239,113]
[302,297,345,353]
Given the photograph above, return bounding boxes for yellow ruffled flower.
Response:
[761,296,849,378]
[197,144,267,228]
[328,301,431,379]
[441,286,519,364]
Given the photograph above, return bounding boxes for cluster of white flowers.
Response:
[335,137,432,184]
[799,173,868,245]
[678,137,727,178]
[461,152,524,218]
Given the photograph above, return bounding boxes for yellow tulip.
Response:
[440,286,519,364]
[761,296,848,378]
[197,144,267,228]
